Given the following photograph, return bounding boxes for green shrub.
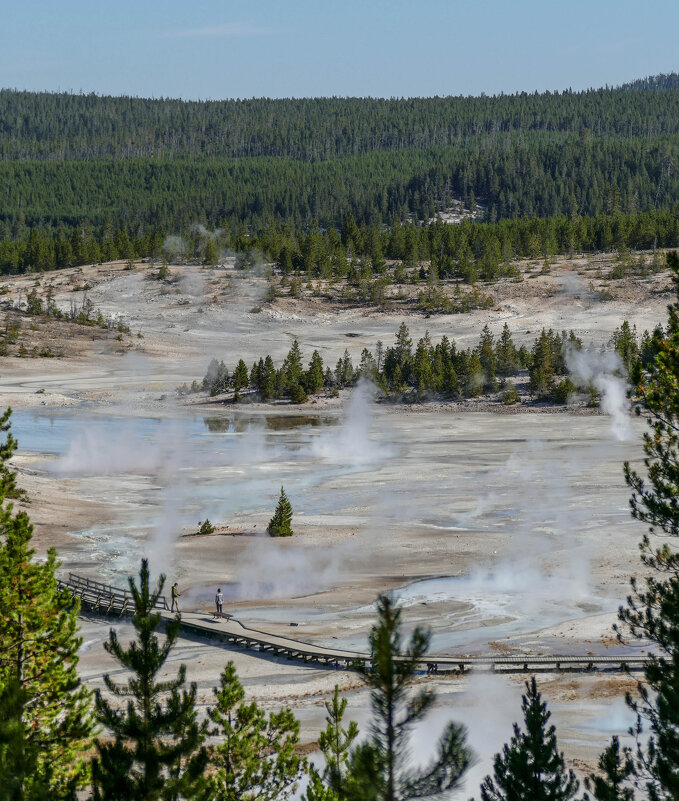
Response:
[554,378,577,404]
[198,519,215,536]
[502,383,520,405]
[289,383,308,404]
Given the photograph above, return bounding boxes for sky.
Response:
[1,0,678,100]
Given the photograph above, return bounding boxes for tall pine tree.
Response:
[268,487,294,537]
[351,594,472,801]
[207,661,303,801]
[584,736,635,801]
[617,251,679,800]
[479,677,578,801]
[0,408,94,800]
[304,685,360,801]
[0,408,25,500]
[91,559,207,801]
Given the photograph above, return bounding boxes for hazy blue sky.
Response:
[1,0,677,99]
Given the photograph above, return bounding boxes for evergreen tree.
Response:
[0,409,94,800]
[502,382,521,405]
[202,239,218,266]
[637,325,664,372]
[275,368,288,399]
[553,378,576,405]
[0,408,24,500]
[517,344,531,369]
[352,595,472,801]
[617,252,679,800]
[477,325,497,391]
[442,357,459,398]
[530,330,556,397]
[495,324,519,377]
[341,214,360,250]
[290,382,308,404]
[584,737,635,801]
[453,351,470,396]
[335,351,355,389]
[359,348,378,382]
[284,340,304,390]
[610,321,639,374]
[91,559,207,801]
[394,323,412,364]
[249,361,260,391]
[202,359,229,396]
[375,341,385,373]
[479,677,578,801]
[316,686,359,798]
[305,350,325,393]
[466,351,484,397]
[268,487,294,537]
[412,336,434,396]
[233,359,249,394]
[208,661,303,801]
[259,356,277,401]
[303,771,340,801]
[0,679,53,801]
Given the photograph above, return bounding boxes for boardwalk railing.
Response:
[59,574,647,675]
[58,573,168,616]
[179,616,648,675]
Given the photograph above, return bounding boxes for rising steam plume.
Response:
[566,347,633,441]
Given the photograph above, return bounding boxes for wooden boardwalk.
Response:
[59,574,647,675]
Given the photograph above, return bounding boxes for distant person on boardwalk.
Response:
[171,582,181,613]
[215,588,224,614]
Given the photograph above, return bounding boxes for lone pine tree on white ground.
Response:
[268,487,294,537]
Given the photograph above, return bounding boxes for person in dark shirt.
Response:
[171,582,181,613]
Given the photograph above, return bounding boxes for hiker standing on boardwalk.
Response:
[171,582,181,613]
[215,588,224,614]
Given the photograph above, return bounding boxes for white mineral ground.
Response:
[0,254,673,790]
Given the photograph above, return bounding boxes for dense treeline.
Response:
[188,324,574,404]
[188,313,666,407]
[620,72,679,91]
[2,207,679,281]
[188,325,537,403]
[2,135,679,234]
[3,78,679,279]
[3,80,679,162]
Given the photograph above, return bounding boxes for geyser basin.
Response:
[15,404,643,654]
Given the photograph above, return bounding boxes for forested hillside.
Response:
[3,135,678,232]
[1,77,679,275]
[3,81,679,161]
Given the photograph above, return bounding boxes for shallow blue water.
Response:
[11,408,375,513]
[11,410,206,456]
[10,409,338,461]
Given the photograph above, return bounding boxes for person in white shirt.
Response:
[215,588,224,614]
